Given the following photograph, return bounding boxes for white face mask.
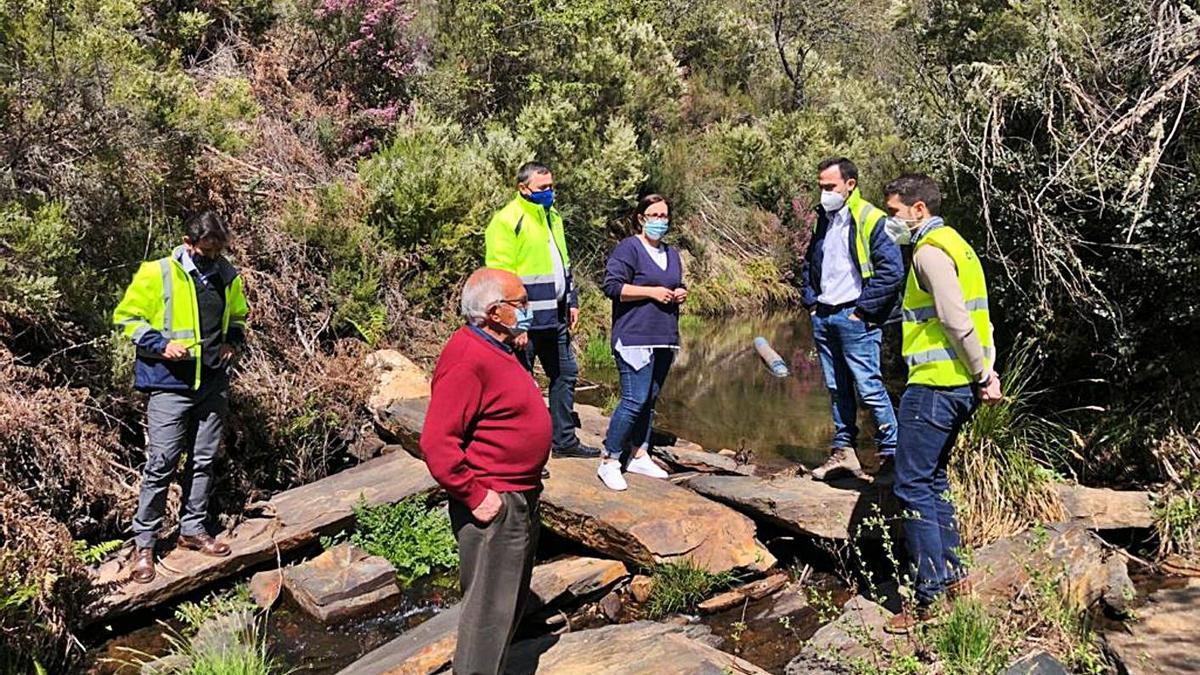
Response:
[820,190,846,213]
[885,216,916,245]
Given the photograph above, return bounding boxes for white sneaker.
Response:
[597,460,628,491]
[626,453,669,479]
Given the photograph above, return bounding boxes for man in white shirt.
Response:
[799,157,905,481]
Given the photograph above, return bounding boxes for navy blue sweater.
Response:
[800,207,904,324]
[603,236,684,348]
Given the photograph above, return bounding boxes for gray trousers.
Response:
[132,374,228,549]
[449,489,540,675]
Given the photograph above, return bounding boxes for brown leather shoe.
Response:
[178,533,232,557]
[131,547,156,584]
[884,603,937,635]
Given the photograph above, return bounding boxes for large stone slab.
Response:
[971,523,1131,609]
[541,457,775,573]
[504,621,770,674]
[368,350,432,445]
[1056,484,1155,530]
[283,544,400,623]
[89,451,436,622]
[682,473,888,540]
[339,556,630,675]
[1104,577,1200,674]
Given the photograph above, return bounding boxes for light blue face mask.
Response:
[643,217,669,240]
[512,306,534,334]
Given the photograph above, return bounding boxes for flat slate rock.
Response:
[525,556,628,616]
[1104,577,1200,674]
[90,451,436,622]
[682,473,890,540]
[504,621,770,674]
[340,556,630,675]
[650,443,753,475]
[1001,651,1071,675]
[793,595,899,667]
[540,457,775,573]
[1055,484,1154,530]
[972,523,1131,609]
[283,544,400,623]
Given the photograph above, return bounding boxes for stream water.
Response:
[579,310,899,472]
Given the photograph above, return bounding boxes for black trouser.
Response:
[448,489,540,675]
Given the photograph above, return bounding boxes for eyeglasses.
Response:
[492,297,529,309]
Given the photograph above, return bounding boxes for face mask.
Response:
[643,217,669,240]
[512,306,534,334]
[820,190,846,213]
[525,188,555,208]
[885,216,917,245]
[497,305,534,336]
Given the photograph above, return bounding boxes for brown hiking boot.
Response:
[812,447,866,481]
[178,533,231,557]
[884,603,938,635]
[131,547,156,584]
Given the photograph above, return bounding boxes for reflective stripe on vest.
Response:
[845,190,886,280]
[904,345,996,369]
[901,225,994,387]
[902,298,989,323]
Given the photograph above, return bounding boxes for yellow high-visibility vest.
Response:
[901,225,994,387]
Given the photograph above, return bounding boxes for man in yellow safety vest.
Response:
[485,162,598,459]
[113,211,249,583]
[880,174,1002,633]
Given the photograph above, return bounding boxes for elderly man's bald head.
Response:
[461,268,525,326]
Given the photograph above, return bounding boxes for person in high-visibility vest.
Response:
[485,162,598,460]
[112,211,249,583]
[800,157,904,481]
[880,174,1002,634]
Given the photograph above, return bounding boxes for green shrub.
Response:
[328,495,458,585]
[174,586,256,635]
[168,76,261,154]
[0,202,77,323]
[643,559,737,618]
[929,598,1010,675]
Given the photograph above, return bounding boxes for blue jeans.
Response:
[603,349,675,461]
[893,384,978,604]
[810,307,898,456]
[520,323,580,451]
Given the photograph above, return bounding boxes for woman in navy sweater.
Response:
[598,194,687,490]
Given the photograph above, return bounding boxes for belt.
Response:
[815,301,857,315]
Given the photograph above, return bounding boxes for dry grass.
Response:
[950,345,1067,548]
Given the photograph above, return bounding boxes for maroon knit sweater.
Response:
[420,326,551,509]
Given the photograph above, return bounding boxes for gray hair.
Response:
[516,161,551,185]
[461,273,506,326]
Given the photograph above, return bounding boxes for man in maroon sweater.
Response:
[420,267,552,675]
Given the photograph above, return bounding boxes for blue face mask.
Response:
[513,306,534,334]
[525,188,555,208]
[643,217,669,240]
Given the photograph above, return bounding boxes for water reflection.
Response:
[584,312,878,471]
